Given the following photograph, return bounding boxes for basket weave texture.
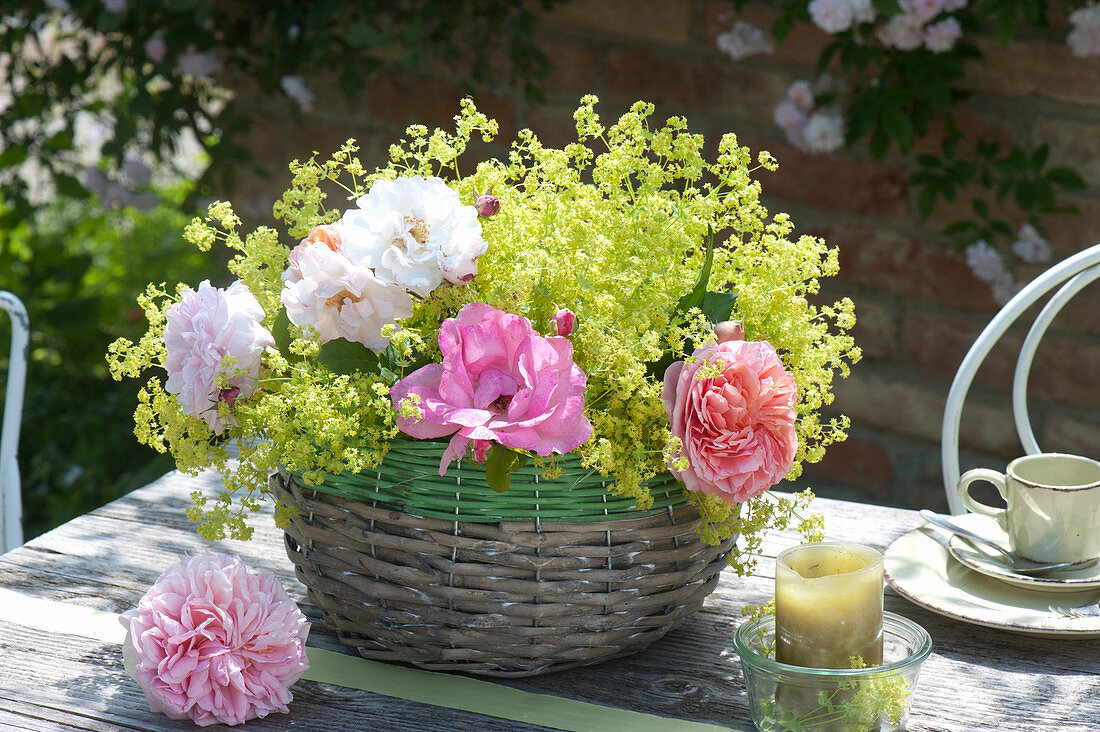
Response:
[273,441,735,677]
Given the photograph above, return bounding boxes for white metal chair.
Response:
[942,243,1100,514]
[0,292,28,552]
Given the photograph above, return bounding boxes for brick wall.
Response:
[232,0,1100,512]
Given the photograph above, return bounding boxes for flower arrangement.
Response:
[108,96,858,571]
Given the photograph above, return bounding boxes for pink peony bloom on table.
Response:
[164,280,275,434]
[120,554,310,727]
[391,303,593,474]
[662,338,798,505]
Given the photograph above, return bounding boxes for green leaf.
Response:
[990,219,1014,237]
[45,130,73,151]
[674,228,715,316]
[1030,144,1050,171]
[317,337,379,376]
[484,444,529,493]
[1015,180,1037,210]
[917,155,942,168]
[0,145,27,168]
[942,220,979,236]
[881,107,913,151]
[917,185,938,220]
[700,290,738,325]
[1046,166,1086,190]
[971,199,990,219]
[271,308,295,359]
[773,15,795,43]
[994,11,1018,45]
[53,173,88,199]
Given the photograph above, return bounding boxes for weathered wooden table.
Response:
[0,469,1096,731]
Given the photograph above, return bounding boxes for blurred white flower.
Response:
[965,240,1007,283]
[878,13,925,50]
[341,176,487,296]
[924,17,962,52]
[102,0,126,12]
[715,21,775,60]
[802,110,845,153]
[787,80,815,111]
[177,47,222,78]
[1068,5,1100,57]
[773,99,809,143]
[279,75,315,113]
[851,0,877,24]
[123,158,152,187]
[809,0,855,34]
[991,273,1024,306]
[1011,223,1052,263]
[899,0,945,22]
[144,36,167,63]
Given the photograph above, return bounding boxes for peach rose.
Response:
[662,337,798,504]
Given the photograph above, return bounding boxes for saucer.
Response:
[884,522,1100,637]
[943,513,1100,592]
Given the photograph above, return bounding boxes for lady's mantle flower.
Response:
[662,335,798,505]
[281,241,413,352]
[715,21,775,60]
[120,554,310,727]
[391,303,593,475]
[341,176,488,296]
[164,280,274,434]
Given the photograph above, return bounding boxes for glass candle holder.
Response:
[734,612,932,732]
[775,542,884,668]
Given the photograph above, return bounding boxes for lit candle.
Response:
[775,542,884,669]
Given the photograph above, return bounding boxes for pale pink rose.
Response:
[662,338,798,504]
[550,308,576,336]
[280,243,413,351]
[715,21,775,60]
[809,0,855,34]
[391,303,593,474]
[899,0,944,22]
[119,554,310,727]
[164,280,275,434]
[279,75,315,113]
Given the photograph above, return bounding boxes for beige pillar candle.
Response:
[775,542,884,669]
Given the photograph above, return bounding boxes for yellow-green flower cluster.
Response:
[108,96,859,558]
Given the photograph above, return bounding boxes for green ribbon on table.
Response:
[0,588,734,732]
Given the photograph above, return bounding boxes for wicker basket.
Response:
[272,440,734,677]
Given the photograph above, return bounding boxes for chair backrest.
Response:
[0,292,28,552]
[942,243,1100,514]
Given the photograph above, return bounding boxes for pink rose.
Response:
[662,338,798,504]
[550,308,576,336]
[391,302,593,474]
[120,554,310,727]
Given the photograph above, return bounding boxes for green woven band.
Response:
[300,439,689,523]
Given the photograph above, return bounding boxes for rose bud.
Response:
[550,308,576,337]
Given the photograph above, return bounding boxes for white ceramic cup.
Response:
[957,452,1100,564]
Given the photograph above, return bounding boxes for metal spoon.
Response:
[918,510,1096,575]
